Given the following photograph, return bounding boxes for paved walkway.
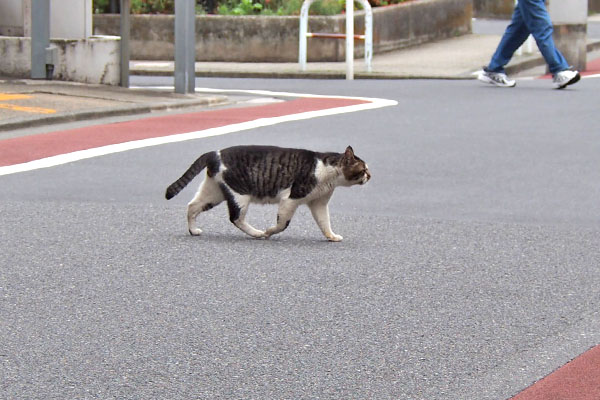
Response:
[131,15,600,79]
[131,34,509,79]
[0,79,228,134]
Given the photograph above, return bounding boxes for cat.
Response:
[165,145,371,241]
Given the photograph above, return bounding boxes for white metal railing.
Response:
[299,0,372,80]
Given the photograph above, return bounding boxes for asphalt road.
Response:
[1,76,599,399]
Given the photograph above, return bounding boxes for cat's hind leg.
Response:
[187,177,224,236]
[308,196,342,242]
[264,198,300,239]
[224,192,266,238]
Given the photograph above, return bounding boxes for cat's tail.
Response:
[165,152,213,200]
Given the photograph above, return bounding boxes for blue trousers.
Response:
[487,0,569,74]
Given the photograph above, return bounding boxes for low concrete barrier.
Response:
[473,0,514,19]
[93,0,472,62]
[0,36,120,84]
[475,0,600,19]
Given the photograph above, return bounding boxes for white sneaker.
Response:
[478,68,516,88]
[553,70,580,89]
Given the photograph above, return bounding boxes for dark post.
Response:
[110,0,120,13]
[31,0,50,79]
[120,0,130,87]
[174,0,196,94]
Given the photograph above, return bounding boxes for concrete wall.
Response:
[0,36,120,85]
[550,0,588,24]
[50,0,93,39]
[93,0,472,62]
[475,0,600,19]
[550,0,588,71]
[0,0,118,84]
[370,0,472,53]
[473,0,514,19]
[0,0,92,38]
[0,0,27,36]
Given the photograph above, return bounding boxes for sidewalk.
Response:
[130,34,561,80]
[131,15,600,79]
[0,80,228,133]
[2,18,600,133]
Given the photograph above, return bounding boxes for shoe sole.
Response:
[555,72,581,89]
[477,73,516,88]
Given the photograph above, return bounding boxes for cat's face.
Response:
[341,146,371,185]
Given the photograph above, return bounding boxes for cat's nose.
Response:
[361,171,371,184]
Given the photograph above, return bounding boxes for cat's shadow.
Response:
[175,231,342,247]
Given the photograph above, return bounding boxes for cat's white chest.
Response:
[308,160,340,199]
[314,160,339,182]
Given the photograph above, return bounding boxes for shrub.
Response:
[93,0,410,15]
[131,0,174,14]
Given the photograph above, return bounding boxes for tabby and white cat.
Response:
[165,145,370,241]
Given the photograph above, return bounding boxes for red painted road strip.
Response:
[538,56,600,79]
[0,97,368,167]
[511,345,600,400]
[583,57,600,75]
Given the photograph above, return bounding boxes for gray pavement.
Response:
[2,76,600,399]
[2,17,600,133]
[2,17,600,399]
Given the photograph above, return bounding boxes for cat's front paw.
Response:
[263,227,279,239]
[253,230,269,239]
[326,233,343,242]
[189,228,203,236]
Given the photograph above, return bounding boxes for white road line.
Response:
[0,89,397,176]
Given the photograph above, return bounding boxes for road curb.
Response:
[131,68,476,80]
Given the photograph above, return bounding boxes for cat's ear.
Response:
[344,146,355,160]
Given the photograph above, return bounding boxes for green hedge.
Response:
[93,0,410,15]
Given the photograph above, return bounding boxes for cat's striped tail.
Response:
[165,152,212,200]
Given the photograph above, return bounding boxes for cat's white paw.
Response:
[189,228,203,236]
[249,230,268,239]
[327,233,343,242]
[263,227,278,238]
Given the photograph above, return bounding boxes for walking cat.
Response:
[165,145,371,241]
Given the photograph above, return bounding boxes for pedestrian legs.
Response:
[518,0,569,74]
[487,0,570,74]
[487,6,531,73]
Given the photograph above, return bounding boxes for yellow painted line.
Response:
[0,92,56,114]
[0,103,56,114]
[0,93,33,101]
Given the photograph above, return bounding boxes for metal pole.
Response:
[120,0,130,87]
[357,0,372,73]
[345,0,354,80]
[299,0,314,71]
[110,0,119,13]
[31,0,50,79]
[175,0,196,94]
